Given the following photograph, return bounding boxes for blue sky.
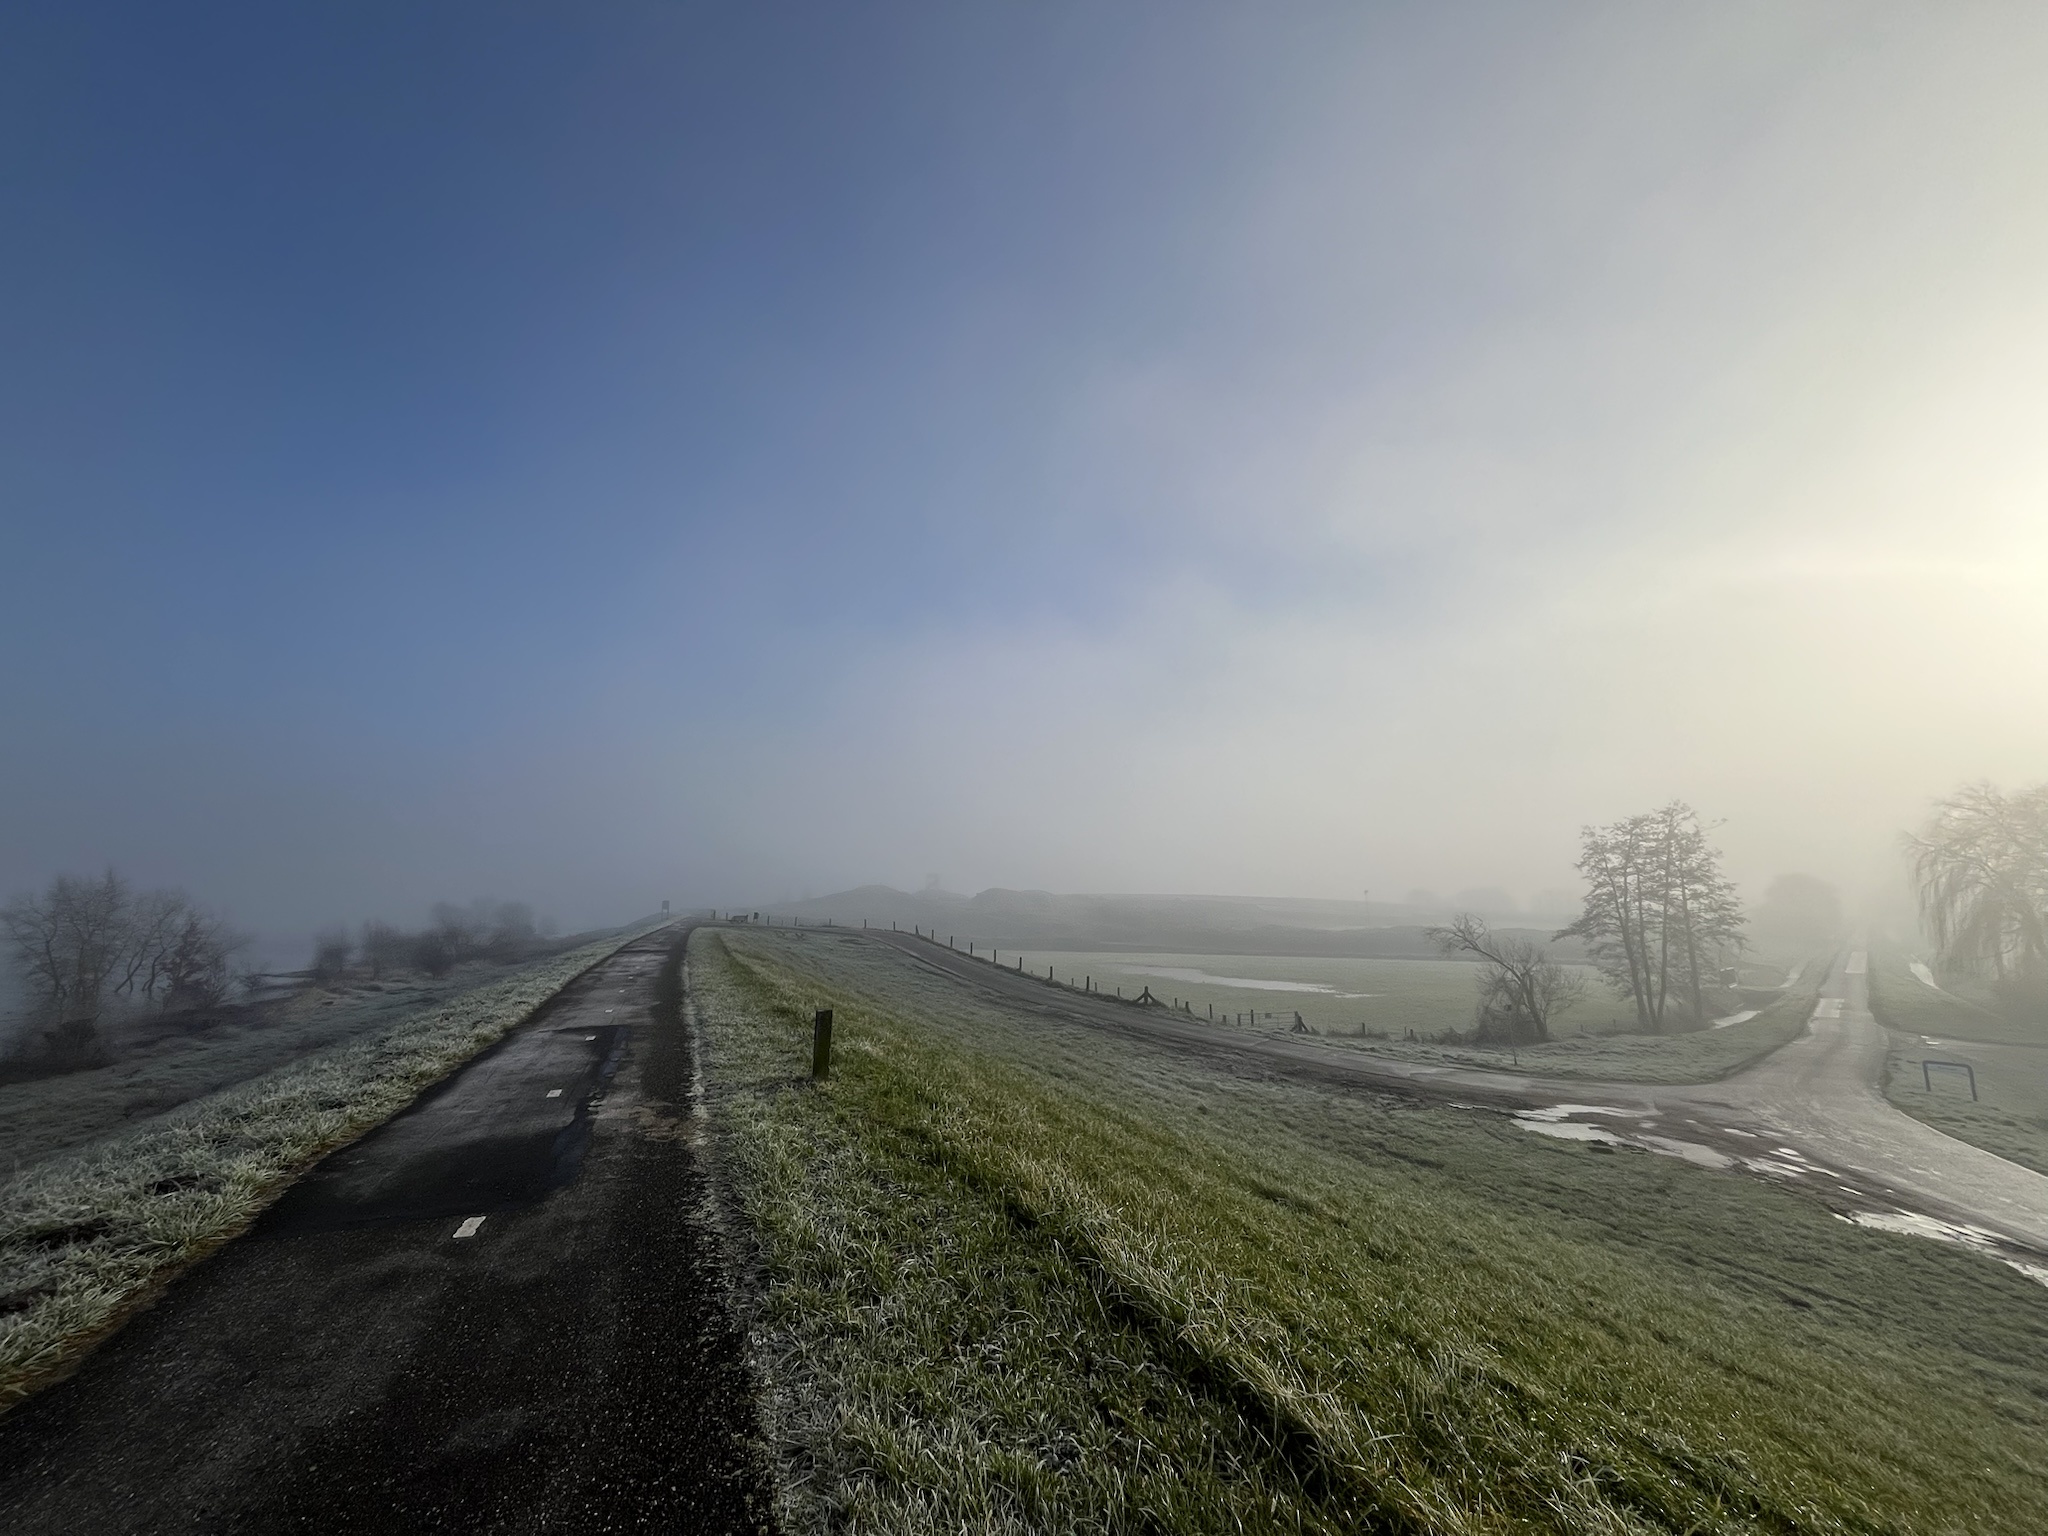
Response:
[6,3,2048,938]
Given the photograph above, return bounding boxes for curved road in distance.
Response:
[861,930,2048,1256]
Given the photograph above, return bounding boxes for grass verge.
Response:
[694,929,2048,1535]
[1869,948,2048,1174]
[0,923,661,1415]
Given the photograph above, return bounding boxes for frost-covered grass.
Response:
[696,929,2048,1535]
[0,962,576,1175]
[0,925,661,1414]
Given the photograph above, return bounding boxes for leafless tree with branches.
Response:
[1905,782,2048,997]
[1557,802,1743,1032]
[1427,912,1586,1044]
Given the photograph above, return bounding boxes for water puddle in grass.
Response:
[1638,1135,1735,1169]
[1517,1118,1632,1146]
[1513,1111,2048,1287]
[1841,1211,2048,1289]
[1117,964,1374,997]
[1514,1105,1758,1172]
[1512,1105,1636,1147]
[1711,1009,1760,1029]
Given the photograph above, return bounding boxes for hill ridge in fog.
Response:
[736,886,1582,961]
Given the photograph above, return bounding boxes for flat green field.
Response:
[1010,950,1626,1036]
[995,948,1817,1085]
[694,927,2048,1536]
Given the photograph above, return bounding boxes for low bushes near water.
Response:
[0,924,659,1414]
[693,928,2048,1536]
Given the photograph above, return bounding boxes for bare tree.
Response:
[158,908,244,1010]
[310,928,354,982]
[1905,782,2048,990]
[1558,802,1742,1032]
[2,873,245,1067]
[1,870,132,1026]
[359,921,407,979]
[1428,913,1585,1044]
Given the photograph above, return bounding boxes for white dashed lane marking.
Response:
[547,1088,563,1099]
[453,1216,486,1239]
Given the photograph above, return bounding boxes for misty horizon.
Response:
[6,4,2046,941]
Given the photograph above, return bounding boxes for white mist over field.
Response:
[4,5,2046,934]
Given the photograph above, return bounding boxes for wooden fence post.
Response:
[813,1009,834,1080]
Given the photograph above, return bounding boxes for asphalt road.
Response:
[865,929,2048,1256]
[1660,952,2048,1251]
[0,925,773,1535]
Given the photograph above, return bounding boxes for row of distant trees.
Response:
[0,871,244,1052]
[310,899,554,981]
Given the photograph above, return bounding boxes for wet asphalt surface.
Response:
[0,925,774,1535]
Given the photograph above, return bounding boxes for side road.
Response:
[866,930,2048,1254]
[0,926,774,1535]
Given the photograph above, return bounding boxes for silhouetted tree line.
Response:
[0,870,244,1065]
[312,900,553,981]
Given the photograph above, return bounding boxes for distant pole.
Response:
[812,1009,834,1080]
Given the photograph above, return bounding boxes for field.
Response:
[1010,948,1817,1084]
[694,927,2048,1535]
[1010,950,1621,1036]
[0,925,656,1415]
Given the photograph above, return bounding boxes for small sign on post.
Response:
[1922,1059,1978,1100]
[812,1009,834,1081]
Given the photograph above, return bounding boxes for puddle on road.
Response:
[1513,1106,1818,1179]
[1516,1103,1634,1122]
[1516,1118,1631,1146]
[1637,1135,1734,1169]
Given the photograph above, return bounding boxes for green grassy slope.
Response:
[694,929,2048,1536]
